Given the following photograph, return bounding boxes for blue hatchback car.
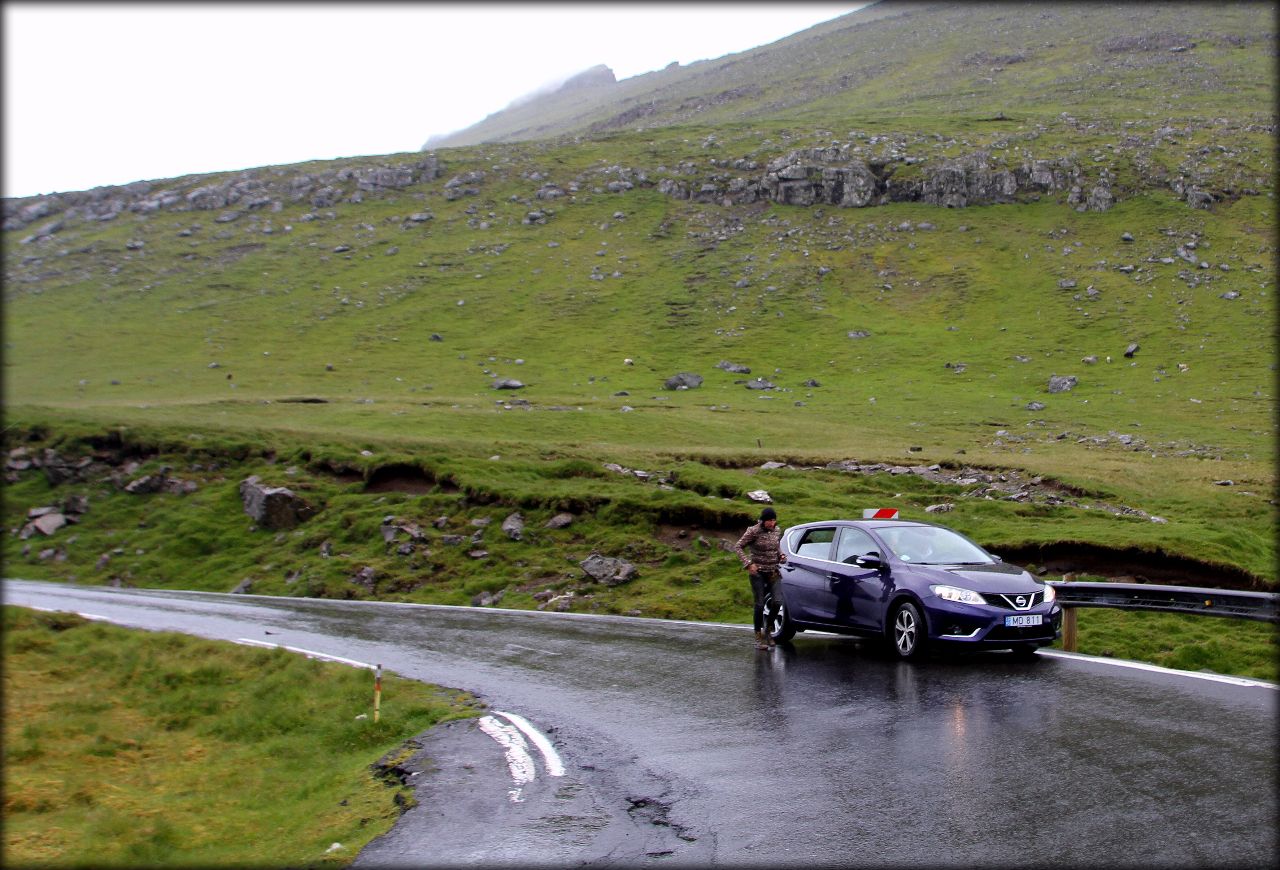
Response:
[767,514,1062,659]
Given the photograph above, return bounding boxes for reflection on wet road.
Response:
[6,580,1276,867]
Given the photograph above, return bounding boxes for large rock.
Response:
[501,512,525,541]
[545,512,576,529]
[664,372,703,390]
[239,475,316,529]
[580,553,637,586]
[1047,375,1079,394]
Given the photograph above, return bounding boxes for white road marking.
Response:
[503,642,560,656]
[233,639,375,670]
[494,711,566,777]
[477,715,536,802]
[1037,649,1279,689]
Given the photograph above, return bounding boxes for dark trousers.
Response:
[749,569,780,632]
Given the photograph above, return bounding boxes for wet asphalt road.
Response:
[5,579,1277,868]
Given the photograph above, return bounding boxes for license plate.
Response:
[1005,614,1043,628]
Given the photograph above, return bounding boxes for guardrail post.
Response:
[1061,607,1078,652]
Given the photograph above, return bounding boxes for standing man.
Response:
[735,506,787,649]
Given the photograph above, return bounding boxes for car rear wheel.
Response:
[891,601,927,659]
[763,590,797,642]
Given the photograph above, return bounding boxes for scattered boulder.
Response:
[351,566,377,588]
[40,450,93,486]
[230,578,253,594]
[124,474,166,494]
[664,372,703,390]
[545,512,576,529]
[747,490,773,503]
[1124,342,1140,358]
[501,512,525,541]
[20,511,67,538]
[715,360,751,374]
[580,553,637,586]
[1026,401,1047,411]
[1047,375,1078,394]
[745,378,776,390]
[239,475,316,529]
[472,589,505,607]
[380,517,426,544]
[492,378,525,390]
[925,503,954,513]
[847,330,872,340]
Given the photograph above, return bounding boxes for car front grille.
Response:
[981,591,1045,611]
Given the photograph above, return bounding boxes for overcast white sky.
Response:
[3,3,863,199]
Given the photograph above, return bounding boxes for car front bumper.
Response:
[924,600,1063,646]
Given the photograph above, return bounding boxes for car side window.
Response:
[835,527,879,564]
[794,527,836,560]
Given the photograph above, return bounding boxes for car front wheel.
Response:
[764,590,797,642]
[891,601,927,659]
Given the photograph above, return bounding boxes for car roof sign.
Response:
[863,508,900,519]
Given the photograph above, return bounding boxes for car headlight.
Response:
[1042,583,1056,603]
[930,584,984,605]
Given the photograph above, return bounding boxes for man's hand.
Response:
[779,552,787,564]
[747,562,757,572]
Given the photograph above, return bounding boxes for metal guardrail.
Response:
[1045,581,1279,622]
[1044,580,1279,652]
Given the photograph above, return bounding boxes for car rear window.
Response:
[794,527,836,559]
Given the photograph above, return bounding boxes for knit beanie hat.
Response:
[760,507,777,522]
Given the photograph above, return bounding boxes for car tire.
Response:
[764,590,797,642]
[890,601,927,660]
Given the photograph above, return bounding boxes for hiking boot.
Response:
[764,631,776,648]
[754,630,769,650]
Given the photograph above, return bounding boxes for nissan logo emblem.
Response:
[1015,595,1027,608]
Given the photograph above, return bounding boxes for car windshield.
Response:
[876,525,992,565]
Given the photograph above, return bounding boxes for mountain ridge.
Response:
[426,1,1275,147]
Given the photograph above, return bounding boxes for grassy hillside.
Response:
[3,0,1276,645]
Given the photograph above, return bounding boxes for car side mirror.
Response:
[991,554,1003,562]
[854,552,883,569]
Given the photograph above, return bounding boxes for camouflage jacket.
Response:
[734,522,784,572]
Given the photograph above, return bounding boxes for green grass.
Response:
[1,606,482,868]
[1058,607,1279,682]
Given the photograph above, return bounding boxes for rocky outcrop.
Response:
[752,146,1094,210]
[3,154,443,232]
[558,64,616,92]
